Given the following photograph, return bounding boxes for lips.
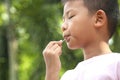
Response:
[63,34,70,42]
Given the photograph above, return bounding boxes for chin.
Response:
[67,44,80,50]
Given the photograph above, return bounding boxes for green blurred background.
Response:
[0,0,120,80]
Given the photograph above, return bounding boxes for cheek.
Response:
[67,25,82,49]
[68,18,94,48]
[69,18,88,36]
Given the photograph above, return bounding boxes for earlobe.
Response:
[94,10,107,28]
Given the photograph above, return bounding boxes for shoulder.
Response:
[113,53,120,79]
[60,53,120,80]
[77,53,120,66]
[75,53,120,80]
[106,53,120,62]
[74,53,120,73]
[93,53,120,63]
[94,53,120,66]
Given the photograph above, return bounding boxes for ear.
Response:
[94,10,107,28]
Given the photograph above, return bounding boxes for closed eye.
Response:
[68,15,74,19]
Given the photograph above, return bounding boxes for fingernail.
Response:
[59,40,63,42]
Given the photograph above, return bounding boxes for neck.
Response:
[82,40,112,60]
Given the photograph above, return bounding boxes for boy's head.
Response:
[62,0,119,39]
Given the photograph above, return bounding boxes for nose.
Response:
[61,22,68,32]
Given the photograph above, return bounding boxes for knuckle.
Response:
[42,50,46,54]
[49,41,55,44]
[43,49,54,56]
[43,49,49,55]
[49,41,59,45]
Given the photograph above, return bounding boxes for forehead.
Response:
[64,0,84,13]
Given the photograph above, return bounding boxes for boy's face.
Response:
[62,0,96,49]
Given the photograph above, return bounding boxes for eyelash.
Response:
[68,15,74,19]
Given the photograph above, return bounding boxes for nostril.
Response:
[62,26,66,32]
[61,23,67,32]
[62,27,66,31]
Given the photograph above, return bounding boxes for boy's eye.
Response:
[68,15,74,19]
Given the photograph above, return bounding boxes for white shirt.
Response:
[60,53,120,80]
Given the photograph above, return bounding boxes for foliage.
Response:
[0,0,120,80]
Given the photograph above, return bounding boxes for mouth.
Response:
[63,34,70,42]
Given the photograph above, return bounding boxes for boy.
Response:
[43,0,120,80]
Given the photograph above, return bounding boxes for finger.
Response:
[43,42,59,55]
[50,44,59,50]
[46,41,58,49]
[47,40,63,49]
[56,40,63,47]
[54,47,62,56]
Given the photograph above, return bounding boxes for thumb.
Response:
[57,40,63,46]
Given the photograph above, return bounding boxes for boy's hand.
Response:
[43,40,63,80]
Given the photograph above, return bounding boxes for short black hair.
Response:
[61,0,119,38]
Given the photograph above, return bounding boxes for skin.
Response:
[43,40,63,80]
[43,0,112,80]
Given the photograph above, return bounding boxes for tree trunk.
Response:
[5,0,18,80]
[7,25,18,80]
